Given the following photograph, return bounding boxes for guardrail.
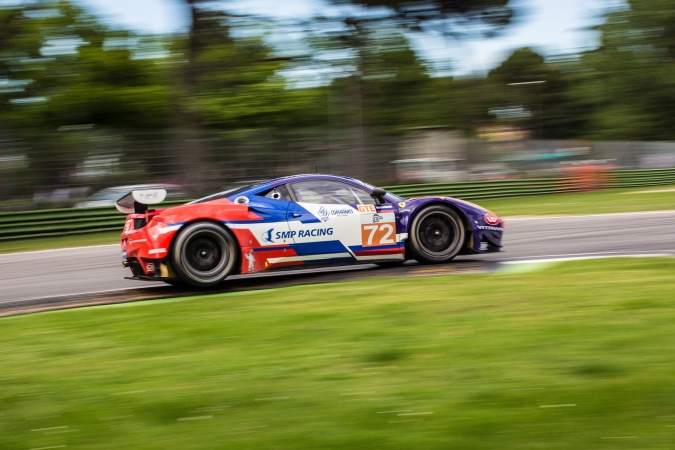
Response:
[0,201,184,242]
[1,169,674,242]
[610,168,675,188]
[386,177,581,200]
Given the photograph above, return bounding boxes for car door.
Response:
[230,184,296,272]
[286,180,404,263]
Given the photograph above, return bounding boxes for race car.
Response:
[118,174,504,287]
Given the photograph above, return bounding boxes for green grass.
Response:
[0,231,121,254]
[480,184,675,216]
[2,257,675,449]
[2,185,674,255]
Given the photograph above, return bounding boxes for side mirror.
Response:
[370,187,387,207]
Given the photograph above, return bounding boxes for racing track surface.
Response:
[1,211,674,316]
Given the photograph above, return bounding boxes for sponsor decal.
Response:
[128,239,148,245]
[480,242,489,251]
[477,225,503,231]
[262,228,275,244]
[276,228,334,240]
[372,214,384,223]
[136,191,162,202]
[484,213,500,226]
[245,249,256,272]
[398,202,406,208]
[329,207,354,217]
[235,196,249,204]
[148,248,166,255]
[318,206,330,222]
[358,205,377,214]
[145,263,155,272]
[361,223,396,247]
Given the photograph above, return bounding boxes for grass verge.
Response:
[480,184,675,216]
[1,257,675,449]
[0,231,121,254]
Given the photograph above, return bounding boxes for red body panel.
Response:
[121,200,264,276]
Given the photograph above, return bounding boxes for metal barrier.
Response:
[611,168,675,187]
[0,201,184,242]
[1,169,674,242]
[387,178,581,200]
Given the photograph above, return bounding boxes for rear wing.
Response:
[116,189,167,214]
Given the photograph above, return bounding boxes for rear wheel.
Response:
[408,205,465,264]
[170,222,238,287]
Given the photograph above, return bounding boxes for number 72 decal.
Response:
[361,223,396,247]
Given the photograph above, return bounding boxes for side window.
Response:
[291,180,374,205]
[262,184,292,201]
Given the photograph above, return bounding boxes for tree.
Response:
[487,48,547,138]
[0,1,171,131]
[0,1,173,194]
[574,0,675,140]
[328,0,513,35]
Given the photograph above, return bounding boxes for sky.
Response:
[68,0,624,76]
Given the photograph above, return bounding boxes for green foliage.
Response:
[5,0,675,197]
[0,1,171,131]
[172,8,296,129]
[320,28,437,132]
[0,1,174,190]
[330,0,513,33]
[486,48,586,139]
[574,0,675,140]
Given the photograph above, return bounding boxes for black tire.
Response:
[170,222,238,288]
[408,205,465,264]
[376,261,405,268]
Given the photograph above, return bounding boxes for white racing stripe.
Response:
[0,283,162,306]
[267,252,354,264]
[0,244,118,259]
[506,210,675,222]
[502,252,672,264]
[355,255,405,261]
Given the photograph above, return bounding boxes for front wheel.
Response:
[408,205,465,264]
[170,222,238,288]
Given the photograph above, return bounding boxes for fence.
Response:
[3,128,675,211]
[1,168,674,242]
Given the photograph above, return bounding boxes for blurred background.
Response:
[1,0,672,210]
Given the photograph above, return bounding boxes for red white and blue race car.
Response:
[118,174,504,287]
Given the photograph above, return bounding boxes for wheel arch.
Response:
[407,200,473,252]
[169,218,243,276]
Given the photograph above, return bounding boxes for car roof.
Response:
[258,174,370,188]
[190,174,376,204]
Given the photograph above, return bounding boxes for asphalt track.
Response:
[1,211,674,316]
